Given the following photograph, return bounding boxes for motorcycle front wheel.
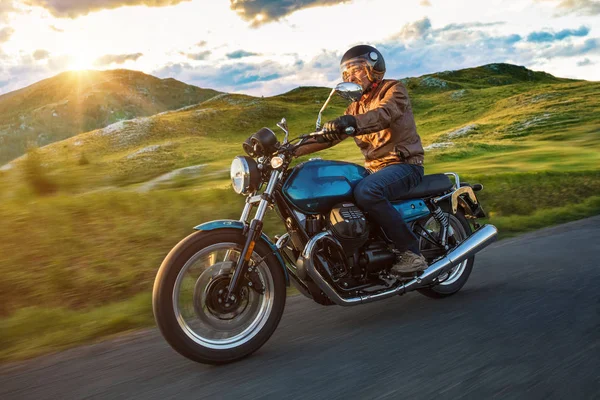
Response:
[152,230,286,364]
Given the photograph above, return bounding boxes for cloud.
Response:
[437,21,506,32]
[22,0,192,18]
[576,57,594,66]
[0,1,16,23]
[229,0,348,26]
[33,49,51,60]
[389,19,509,43]
[527,25,590,42]
[49,25,64,32]
[0,27,14,43]
[94,52,143,66]
[226,50,261,59]
[151,51,338,95]
[390,17,432,40]
[183,50,211,61]
[420,0,432,6]
[542,37,600,57]
[196,40,207,47]
[539,0,600,16]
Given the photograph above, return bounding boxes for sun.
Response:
[67,54,96,71]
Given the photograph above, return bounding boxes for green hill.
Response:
[2,63,597,190]
[0,63,599,361]
[0,69,221,165]
[400,63,572,91]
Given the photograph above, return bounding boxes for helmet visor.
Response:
[341,59,369,82]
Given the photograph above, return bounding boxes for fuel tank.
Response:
[282,159,368,214]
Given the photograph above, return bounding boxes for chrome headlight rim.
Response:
[231,156,260,195]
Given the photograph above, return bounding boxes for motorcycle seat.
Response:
[393,174,454,200]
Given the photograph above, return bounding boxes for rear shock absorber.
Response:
[431,206,449,249]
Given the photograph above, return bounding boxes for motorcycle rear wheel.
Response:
[417,209,474,298]
[152,230,286,364]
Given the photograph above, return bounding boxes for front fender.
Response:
[194,220,289,286]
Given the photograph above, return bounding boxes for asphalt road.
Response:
[2,217,599,399]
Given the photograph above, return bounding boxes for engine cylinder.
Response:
[327,203,369,251]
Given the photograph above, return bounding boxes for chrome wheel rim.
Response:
[419,214,468,286]
[172,242,274,349]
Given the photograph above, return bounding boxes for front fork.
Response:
[226,170,282,300]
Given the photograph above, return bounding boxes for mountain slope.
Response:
[1,63,598,191]
[0,69,221,164]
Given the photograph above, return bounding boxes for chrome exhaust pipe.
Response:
[303,225,498,306]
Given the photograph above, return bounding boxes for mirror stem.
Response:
[316,88,336,130]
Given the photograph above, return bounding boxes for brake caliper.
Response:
[246,263,265,295]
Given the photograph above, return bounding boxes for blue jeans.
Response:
[353,163,424,253]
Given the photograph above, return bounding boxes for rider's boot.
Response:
[390,250,428,276]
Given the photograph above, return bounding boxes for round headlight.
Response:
[230,156,260,194]
[270,156,284,169]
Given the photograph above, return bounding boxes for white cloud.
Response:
[22,0,193,18]
[0,27,14,43]
[540,0,600,16]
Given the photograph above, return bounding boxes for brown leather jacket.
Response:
[295,79,424,172]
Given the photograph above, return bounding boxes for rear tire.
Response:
[152,230,286,364]
[417,208,474,299]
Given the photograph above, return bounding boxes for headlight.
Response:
[270,156,284,169]
[231,156,260,194]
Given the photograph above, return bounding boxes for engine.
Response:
[327,203,369,252]
[296,203,396,285]
[326,203,395,277]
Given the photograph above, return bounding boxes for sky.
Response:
[0,0,599,96]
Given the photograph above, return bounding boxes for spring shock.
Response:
[432,206,449,248]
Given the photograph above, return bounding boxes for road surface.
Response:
[2,216,599,399]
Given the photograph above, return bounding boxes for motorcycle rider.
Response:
[294,45,427,275]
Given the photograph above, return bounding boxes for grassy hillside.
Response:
[0,63,599,361]
[0,69,221,165]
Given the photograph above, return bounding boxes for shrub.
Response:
[23,146,57,195]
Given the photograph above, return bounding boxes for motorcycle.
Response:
[152,82,498,364]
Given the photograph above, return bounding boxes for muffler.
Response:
[302,224,498,306]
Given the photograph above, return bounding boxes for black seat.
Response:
[393,174,453,200]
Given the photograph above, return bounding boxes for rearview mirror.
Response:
[334,82,363,102]
[316,82,363,130]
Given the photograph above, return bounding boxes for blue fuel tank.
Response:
[282,159,431,222]
[282,159,368,214]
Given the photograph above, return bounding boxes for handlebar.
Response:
[299,126,356,139]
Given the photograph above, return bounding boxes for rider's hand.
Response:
[323,115,357,136]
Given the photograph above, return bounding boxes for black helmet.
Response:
[340,45,386,83]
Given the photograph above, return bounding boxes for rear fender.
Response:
[194,220,289,286]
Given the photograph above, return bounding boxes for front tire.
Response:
[152,230,286,364]
[417,209,474,298]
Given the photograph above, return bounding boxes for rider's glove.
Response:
[323,115,357,137]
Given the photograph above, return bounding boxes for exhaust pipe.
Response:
[302,225,498,306]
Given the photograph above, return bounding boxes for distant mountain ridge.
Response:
[0,69,221,164]
[399,63,573,91]
[1,61,596,195]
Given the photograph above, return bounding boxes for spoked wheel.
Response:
[153,230,286,364]
[416,209,474,298]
